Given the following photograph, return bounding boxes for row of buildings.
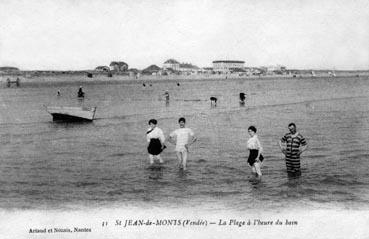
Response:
[0,60,287,76]
[95,59,287,76]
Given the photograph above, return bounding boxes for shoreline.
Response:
[1,71,369,86]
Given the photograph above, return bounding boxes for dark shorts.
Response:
[248,149,264,166]
[147,138,164,155]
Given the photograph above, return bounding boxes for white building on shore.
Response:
[163,59,180,71]
[260,65,287,74]
[212,60,245,73]
[179,63,199,74]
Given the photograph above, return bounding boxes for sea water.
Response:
[0,76,369,211]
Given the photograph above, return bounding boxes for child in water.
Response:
[146,119,166,164]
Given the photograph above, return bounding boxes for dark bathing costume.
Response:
[247,149,264,166]
[146,128,165,156]
[78,89,84,98]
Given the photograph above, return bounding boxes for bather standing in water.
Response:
[77,86,85,98]
[164,91,170,106]
[279,123,307,178]
[247,126,264,179]
[239,92,246,105]
[210,97,217,107]
[146,119,166,165]
[167,117,197,171]
[164,90,169,102]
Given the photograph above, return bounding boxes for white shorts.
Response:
[175,145,187,153]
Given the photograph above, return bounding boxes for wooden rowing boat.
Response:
[46,106,97,122]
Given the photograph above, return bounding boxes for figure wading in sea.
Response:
[163,91,170,106]
[167,117,197,171]
[239,92,246,105]
[77,86,85,98]
[247,126,264,179]
[279,123,308,178]
[146,119,166,165]
[210,97,217,107]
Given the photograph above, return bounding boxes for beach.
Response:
[0,75,369,238]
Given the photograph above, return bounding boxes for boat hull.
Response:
[51,113,93,122]
[46,106,96,122]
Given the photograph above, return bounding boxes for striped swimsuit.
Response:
[281,132,307,175]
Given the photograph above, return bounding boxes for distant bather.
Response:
[210,97,217,107]
[78,86,85,98]
[239,93,246,102]
[164,91,170,101]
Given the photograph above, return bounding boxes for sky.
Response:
[0,0,368,70]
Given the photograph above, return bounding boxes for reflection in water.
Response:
[249,177,264,188]
[287,172,302,179]
[146,164,164,180]
[287,176,303,186]
[285,177,304,198]
[177,168,189,178]
[47,120,95,130]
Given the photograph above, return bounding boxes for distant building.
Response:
[261,65,286,74]
[247,67,264,75]
[163,59,180,71]
[142,65,161,75]
[179,63,199,74]
[128,68,140,74]
[201,67,214,74]
[95,66,110,72]
[128,68,140,77]
[212,60,245,73]
[229,67,246,73]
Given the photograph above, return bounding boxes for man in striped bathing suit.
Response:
[279,123,308,177]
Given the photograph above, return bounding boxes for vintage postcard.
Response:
[0,0,368,238]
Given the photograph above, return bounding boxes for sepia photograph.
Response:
[0,0,368,238]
